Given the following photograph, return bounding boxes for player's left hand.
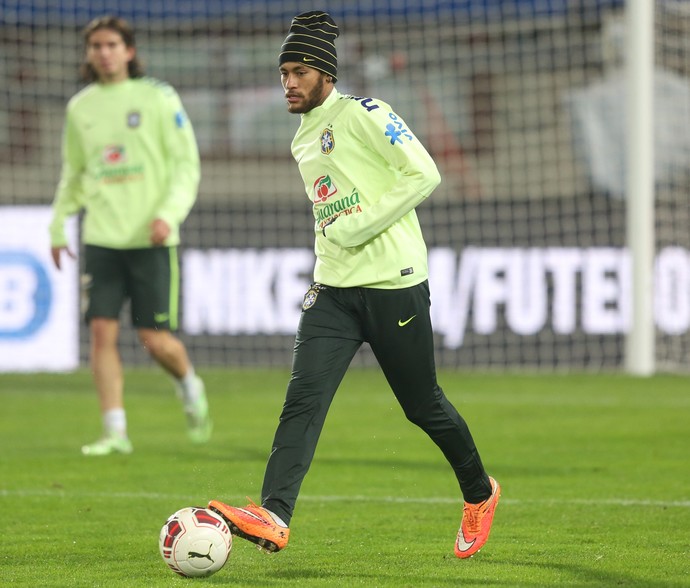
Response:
[150,218,171,246]
[50,245,75,270]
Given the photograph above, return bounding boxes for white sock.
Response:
[176,366,201,405]
[265,509,289,528]
[103,408,127,438]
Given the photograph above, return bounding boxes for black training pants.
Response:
[261,281,491,524]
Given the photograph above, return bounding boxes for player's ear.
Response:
[326,76,333,83]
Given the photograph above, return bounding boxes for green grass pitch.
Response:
[1,369,688,587]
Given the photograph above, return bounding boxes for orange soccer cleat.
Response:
[454,476,501,559]
[208,499,290,553]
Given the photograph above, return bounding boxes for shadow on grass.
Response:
[502,560,672,588]
[207,557,667,587]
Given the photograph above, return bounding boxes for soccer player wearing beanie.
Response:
[210,10,500,559]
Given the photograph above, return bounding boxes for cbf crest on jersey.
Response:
[320,127,335,154]
[127,111,141,128]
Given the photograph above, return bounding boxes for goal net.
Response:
[1,0,689,371]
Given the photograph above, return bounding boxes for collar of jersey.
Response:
[304,87,339,117]
[96,78,134,92]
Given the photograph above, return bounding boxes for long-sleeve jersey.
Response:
[292,88,441,289]
[49,77,200,249]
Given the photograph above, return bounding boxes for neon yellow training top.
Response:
[291,87,441,289]
[49,77,200,249]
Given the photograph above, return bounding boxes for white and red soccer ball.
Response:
[159,507,232,578]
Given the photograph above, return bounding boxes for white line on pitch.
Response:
[1,489,689,508]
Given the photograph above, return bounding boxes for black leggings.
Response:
[260,281,492,524]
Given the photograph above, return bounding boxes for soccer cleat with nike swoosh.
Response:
[208,499,289,553]
[455,476,501,559]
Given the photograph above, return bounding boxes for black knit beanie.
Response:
[279,11,339,82]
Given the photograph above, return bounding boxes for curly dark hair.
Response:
[79,15,145,82]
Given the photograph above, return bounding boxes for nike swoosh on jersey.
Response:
[397,315,417,327]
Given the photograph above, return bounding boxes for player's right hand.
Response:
[51,245,75,270]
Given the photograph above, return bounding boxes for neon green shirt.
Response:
[292,88,441,289]
[49,77,200,249]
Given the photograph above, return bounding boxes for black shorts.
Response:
[83,245,179,330]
